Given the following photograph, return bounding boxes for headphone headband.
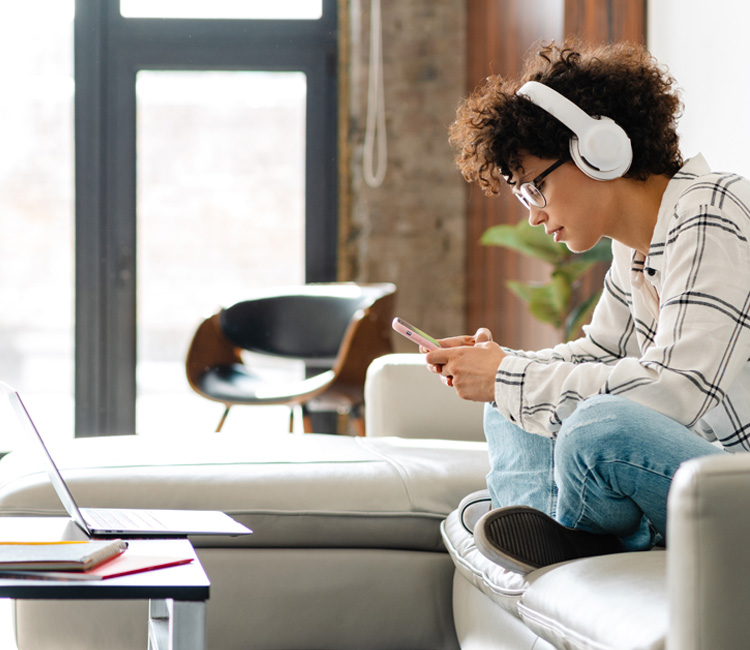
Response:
[516,81,632,181]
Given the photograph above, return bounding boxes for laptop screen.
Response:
[1,383,91,535]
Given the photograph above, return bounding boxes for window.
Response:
[0,2,75,448]
[135,70,307,433]
[75,0,338,435]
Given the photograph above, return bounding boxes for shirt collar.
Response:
[632,154,711,277]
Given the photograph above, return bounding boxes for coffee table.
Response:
[0,518,209,650]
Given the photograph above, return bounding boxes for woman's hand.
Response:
[424,328,505,402]
[420,334,476,353]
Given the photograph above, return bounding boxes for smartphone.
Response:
[392,317,441,351]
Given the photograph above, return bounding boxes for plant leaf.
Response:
[485,219,612,341]
[505,280,534,304]
[481,220,568,265]
[564,290,602,340]
[507,276,570,329]
[553,260,596,285]
[574,237,613,263]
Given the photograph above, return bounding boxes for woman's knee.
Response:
[556,395,638,458]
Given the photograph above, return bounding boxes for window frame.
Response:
[74,0,338,436]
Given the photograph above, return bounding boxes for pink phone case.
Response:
[392,317,441,350]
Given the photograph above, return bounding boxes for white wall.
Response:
[648,1,750,177]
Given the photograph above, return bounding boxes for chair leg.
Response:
[350,404,365,437]
[351,416,366,437]
[216,406,231,432]
[301,404,314,433]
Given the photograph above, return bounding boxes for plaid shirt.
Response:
[495,155,750,451]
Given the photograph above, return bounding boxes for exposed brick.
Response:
[343,0,468,347]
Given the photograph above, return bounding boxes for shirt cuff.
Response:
[493,355,557,438]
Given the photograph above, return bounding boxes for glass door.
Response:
[135,70,307,433]
[74,0,338,436]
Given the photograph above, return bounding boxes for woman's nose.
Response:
[528,207,546,227]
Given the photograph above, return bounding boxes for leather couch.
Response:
[0,354,486,650]
[0,353,748,649]
[370,355,750,650]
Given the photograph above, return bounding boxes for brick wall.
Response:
[341,0,468,347]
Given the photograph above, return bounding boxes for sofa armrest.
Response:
[667,452,750,650]
[364,353,485,441]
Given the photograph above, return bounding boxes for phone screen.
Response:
[392,317,440,350]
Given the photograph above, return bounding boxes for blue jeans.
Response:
[484,395,726,550]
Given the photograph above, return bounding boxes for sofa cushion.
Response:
[0,432,488,551]
[441,509,530,614]
[365,353,485,440]
[442,509,668,650]
[519,552,667,650]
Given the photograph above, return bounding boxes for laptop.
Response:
[2,383,252,539]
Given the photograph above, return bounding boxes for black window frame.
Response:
[74,0,339,436]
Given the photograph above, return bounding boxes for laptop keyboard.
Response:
[85,508,169,531]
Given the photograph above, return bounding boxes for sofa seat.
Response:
[0,431,489,650]
[442,510,668,650]
[0,432,488,551]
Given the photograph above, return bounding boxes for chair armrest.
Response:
[667,452,750,650]
[364,354,485,441]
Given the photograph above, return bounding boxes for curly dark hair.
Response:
[449,39,684,196]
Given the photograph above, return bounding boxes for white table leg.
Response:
[148,599,206,650]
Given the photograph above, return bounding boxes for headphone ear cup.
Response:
[516,81,633,181]
[569,116,632,181]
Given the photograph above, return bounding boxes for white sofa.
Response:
[369,355,750,650]
[0,353,749,649]
[0,354,487,650]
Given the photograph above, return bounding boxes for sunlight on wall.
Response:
[649,1,750,178]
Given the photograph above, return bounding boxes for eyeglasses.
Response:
[512,159,565,209]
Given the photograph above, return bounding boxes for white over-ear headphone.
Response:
[516,81,632,181]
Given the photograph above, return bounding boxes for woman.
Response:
[426,39,750,574]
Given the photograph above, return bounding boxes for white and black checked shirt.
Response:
[494,154,750,451]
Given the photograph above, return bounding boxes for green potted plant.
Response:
[481,219,612,341]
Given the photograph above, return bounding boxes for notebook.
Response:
[0,539,128,571]
[1,383,253,539]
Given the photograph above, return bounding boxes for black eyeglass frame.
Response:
[512,159,565,209]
